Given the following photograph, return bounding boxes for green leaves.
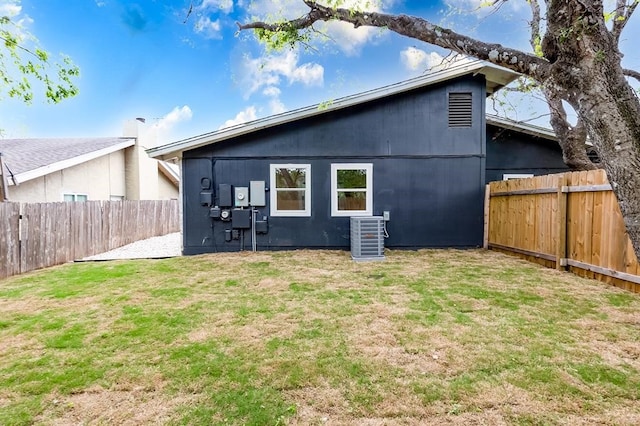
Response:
[255,22,312,52]
[0,15,79,104]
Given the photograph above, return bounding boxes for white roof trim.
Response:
[148,60,520,160]
[158,161,180,186]
[486,114,557,141]
[11,139,136,185]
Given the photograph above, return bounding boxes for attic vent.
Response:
[448,92,473,127]
[350,216,385,261]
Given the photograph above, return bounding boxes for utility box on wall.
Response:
[232,208,251,229]
[250,181,266,206]
[235,187,249,207]
[219,184,233,207]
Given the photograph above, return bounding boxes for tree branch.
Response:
[528,0,543,56]
[612,0,638,42]
[237,1,551,81]
[546,90,597,170]
[624,68,640,83]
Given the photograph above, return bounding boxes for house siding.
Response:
[485,124,568,182]
[181,75,488,254]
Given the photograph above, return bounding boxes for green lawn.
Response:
[0,249,639,425]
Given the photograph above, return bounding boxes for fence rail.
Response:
[0,199,179,280]
[485,170,640,293]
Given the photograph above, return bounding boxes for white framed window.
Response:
[503,173,534,180]
[110,195,125,201]
[331,163,373,217]
[63,193,88,202]
[270,164,311,217]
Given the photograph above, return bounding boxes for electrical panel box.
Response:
[209,206,221,219]
[199,191,212,207]
[235,187,249,207]
[250,181,266,206]
[255,219,268,234]
[219,184,233,207]
[232,208,251,229]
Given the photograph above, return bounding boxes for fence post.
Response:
[556,174,568,270]
[483,184,490,249]
[0,153,9,201]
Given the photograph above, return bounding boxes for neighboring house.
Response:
[148,60,569,255]
[0,120,179,202]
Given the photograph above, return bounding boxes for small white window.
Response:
[270,164,311,217]
[110,195,125,201]
[503,173,534,180]
[63,193,88,202]
[331,163,373,217]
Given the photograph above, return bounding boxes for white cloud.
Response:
[269,98,287,115]
[239,50,323,97]
[219,106,258,129]
[262,86,281,97]
[139,106,193,147]
[400,48,446,71]
[94,1,106,7]
[0,1,21,18]
[199,0,233,14]
[155,105,193,131]
[241,0,308,18]
[194,16,222,39]
[144,105,192,146]
[319,0,397,55]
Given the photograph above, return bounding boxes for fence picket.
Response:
[0,200,179,280]
[487,171,640,293]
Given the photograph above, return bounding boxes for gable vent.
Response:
[448,92,473,127]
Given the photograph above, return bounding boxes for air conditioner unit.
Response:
[350,216,385,261]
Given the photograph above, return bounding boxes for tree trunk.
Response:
[540,0,640,257]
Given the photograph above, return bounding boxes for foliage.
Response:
[0,14,78,104]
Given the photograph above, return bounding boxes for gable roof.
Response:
[147,59,521,160]
[0,137,135,185]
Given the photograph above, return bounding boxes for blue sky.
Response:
[1,0,639,145]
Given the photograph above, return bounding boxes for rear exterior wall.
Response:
[485,124,568,182]
[182,76,488,254]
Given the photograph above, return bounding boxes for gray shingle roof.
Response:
[0,137,135,180]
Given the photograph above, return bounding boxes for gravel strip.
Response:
[80,232,182,261]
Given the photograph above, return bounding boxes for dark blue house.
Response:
[149,60,568,255]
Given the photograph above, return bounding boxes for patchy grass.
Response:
[1,249,639,425]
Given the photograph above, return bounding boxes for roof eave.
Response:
[486,115,558,142]
[148,60,520,160]
[11,138,136,185]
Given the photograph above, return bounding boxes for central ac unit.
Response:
[350,216,385,261]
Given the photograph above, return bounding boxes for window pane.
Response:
[338,191,366,211]
[76,195,88,202]
[337,169,366,189]
[276,190,306,211]
[275,168,306,188]
[63,194,75,202]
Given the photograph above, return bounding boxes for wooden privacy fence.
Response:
[485,169,639,293]
[0,199,179,280]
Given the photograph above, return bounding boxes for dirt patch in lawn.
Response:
[2,249,640,425]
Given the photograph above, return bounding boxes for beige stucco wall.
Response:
[9,151,126,203]
[158,172,179,200]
